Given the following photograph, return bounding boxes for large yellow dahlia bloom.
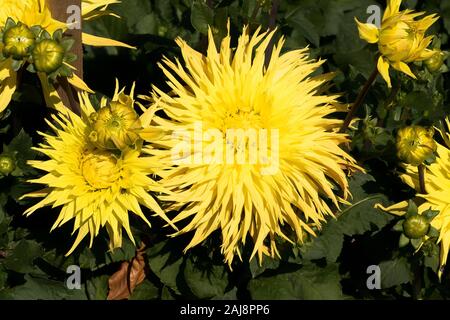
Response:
[22,83,173,255]
[143,26,360,266]
[355,0,438,87]
[378,119,450,277]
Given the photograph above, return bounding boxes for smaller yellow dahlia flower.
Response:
[355,0,438,87]
[22,87,174,255]
[88,81,142,150]
[378,119,450,277]
[396,126,436,166]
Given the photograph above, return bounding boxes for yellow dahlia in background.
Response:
[378,119,450,277]
[396,126,436,166]
[0,0,132,113]
[21,84,174,255]
[355,0,438,87]
[143,26,360,266]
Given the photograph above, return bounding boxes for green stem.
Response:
[339,67,379,133]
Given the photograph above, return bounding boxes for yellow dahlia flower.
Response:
[22,87,174,255]
[0,0,132,113]
[143,26,360,266]
[355,0,438,87]
[396,126,436,166]
[378,119,450,277]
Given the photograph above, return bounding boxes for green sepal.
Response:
[393,219,404,232]
[399,233,410,248]
[405,200,418,218]
[410,238,422,250]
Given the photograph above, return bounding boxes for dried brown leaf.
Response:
[107,245,146,300]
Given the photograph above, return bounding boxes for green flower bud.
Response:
[425,50,445,73]
[2,23,35,59]
[89,100,141,150]
[32,39,65,73]
[403,215,430,239]
[0,154,15,175]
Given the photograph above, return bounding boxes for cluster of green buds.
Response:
[392,200,439,250]
[396,125,437,166]
[0,18,77,78]
[88,91,143,152]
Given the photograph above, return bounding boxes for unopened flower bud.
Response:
[2,23,35,59]
[397,126,436,166]
[32,39,65,73]
[424,50,445,73]
[403,215,430,239]
[0,154,15,175]
[89,100,141,150]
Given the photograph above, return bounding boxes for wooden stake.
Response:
[47,0,83,114]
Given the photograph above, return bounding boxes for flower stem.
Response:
[339,67,379,133]
[418,164,427,194]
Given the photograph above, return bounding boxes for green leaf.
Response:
[191,1,214,34]
[4,130,35,177]
[184,256,229,299]
[129,279,160,300]
[212,287,237,300]
[424,255,439,274]
[0,274,87,300]
[248,263,345,300]
[86,275,109,300]
[379,257,413,288]
[301,173,393,262]
[287,12,320,47]
[249,256,281,278]
[146,240,184,294]
[3,239,43,273]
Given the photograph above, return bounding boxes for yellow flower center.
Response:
[221,109,262,131]
[81,150,120,189]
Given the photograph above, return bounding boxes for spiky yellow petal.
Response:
[355,18,379,43]
[377,56,392,88]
